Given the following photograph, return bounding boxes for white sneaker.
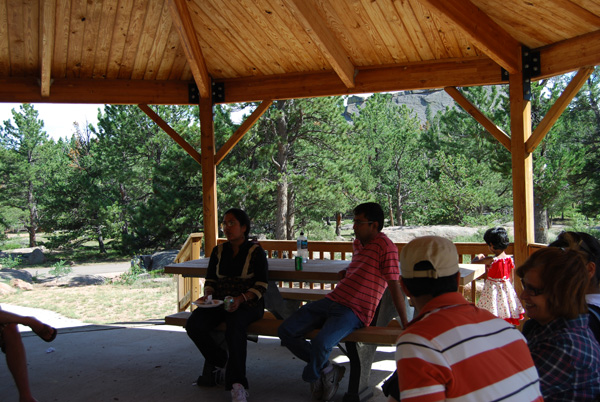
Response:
[231,383,249,402]
[321,363,345,401]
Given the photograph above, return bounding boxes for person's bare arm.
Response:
[387,280,409,328]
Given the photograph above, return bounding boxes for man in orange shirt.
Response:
[387,236,542,401]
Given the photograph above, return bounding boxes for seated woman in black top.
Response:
[185,208,268,402]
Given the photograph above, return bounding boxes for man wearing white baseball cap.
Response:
[384,236,543,402]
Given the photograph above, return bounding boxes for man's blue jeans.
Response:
[277,298,363,383]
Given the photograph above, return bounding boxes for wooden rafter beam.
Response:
[215,100,273,166]
[0,78,193,104]
[221,57,503,103]
[168,0,211,99]
[138,104,202,166]
[284,0,355,89]
[39,0,56,98]
[444,86,511,151]
[526,67,595,154]
[0,57,503,105]
[418,0,521,74]
[537,30,600,80]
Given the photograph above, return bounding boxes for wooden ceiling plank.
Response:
[418,0,521,74]
[155,23,182,80]
[91,0,119,79]
[23,0,38,73]
[0,0,8,75]
[537,30,600,79]
[242,0,317,72]
[117,0,149,79]
[392,0,435,61]
[131,0,163,79]
[328,0,384,65]
[284,0,355,88]
[104,0,134,80]
[66,0,87,78]
[411,0,452,60]
[215,100,273,165]
[359,0,406,64]
[139,103,202,165]
[39,0,56,97]
[376,2,415,63]
[201,0,286,76]
[137,0,170,80]
[526,67,595,153]
[168,0,211,98]
[445,86,511,151]
[79,0,104,78]
[51,0,70,77]
[185,3,252,79]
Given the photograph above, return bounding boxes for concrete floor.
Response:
[0,306,395,402]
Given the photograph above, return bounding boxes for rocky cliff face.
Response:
[344,89,456,126]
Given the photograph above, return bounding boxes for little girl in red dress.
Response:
[473,227,524,325]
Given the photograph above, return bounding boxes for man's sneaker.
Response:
[321,363,345,401]
[231,383,249,402]
[310,377,323,400]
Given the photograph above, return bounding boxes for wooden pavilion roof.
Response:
[1,0,600,106]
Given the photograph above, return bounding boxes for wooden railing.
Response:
[172,234,540,312]
[172,233,204,312]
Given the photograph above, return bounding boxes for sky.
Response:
[0,103,103,141]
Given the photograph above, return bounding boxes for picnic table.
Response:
[164,258,486,402]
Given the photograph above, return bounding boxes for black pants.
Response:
[382,370,400,401]
[185,302,264,389]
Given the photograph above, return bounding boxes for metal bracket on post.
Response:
[212,81,225,103]
[500,47,540,100]
[188,83,199,104]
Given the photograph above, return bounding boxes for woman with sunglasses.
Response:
[548,231,600,343]
[517,247,600,401]
[185,208,268,402]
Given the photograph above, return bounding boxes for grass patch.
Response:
[2,280,178,324]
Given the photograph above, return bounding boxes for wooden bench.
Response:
[165,310,404,402]
[165,311,403,345]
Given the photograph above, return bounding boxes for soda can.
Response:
[295,256,303,271]
[224,296,234,311]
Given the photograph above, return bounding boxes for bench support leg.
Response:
[343,341,376,402]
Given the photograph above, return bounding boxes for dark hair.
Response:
[223,208,251,239]
[402,261,458,297]
[353,202,384,232]
[483,227,510,250]
[516,247,589,320]
[549,231,600,285]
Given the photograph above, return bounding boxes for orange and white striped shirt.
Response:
[396,292,543,402]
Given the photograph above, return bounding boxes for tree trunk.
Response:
[27,180,37,247]
[534,193,548,243]
[387,195,395,227]
[97,226,107,254]
[286,187,295,240]
[335,212,341,236]
[396,185,404,226]
[274,105,289,240]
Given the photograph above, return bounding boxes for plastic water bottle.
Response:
[297,231,308,263]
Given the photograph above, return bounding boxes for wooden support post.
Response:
[200,97,218,257]
[509,58,534,268]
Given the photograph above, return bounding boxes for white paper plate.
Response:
[192,299,224,308]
